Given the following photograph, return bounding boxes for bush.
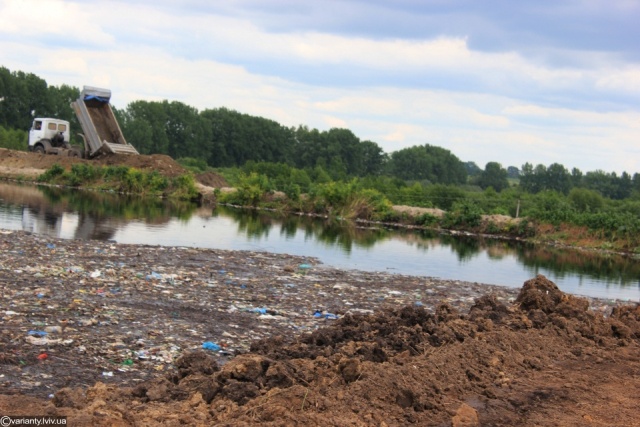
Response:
[442,200,482,228]
[122,168,145,194]
[70,164,100,183]
[528,191,576,224]
[103,165,130,182]
[415,212,439,227]
[37,164,65,182]
[218,172,271,206]
[170,174,199,200]
[0,126,27,151]
[568,188,604,212]
[284,183,301,201]
[147,171,169,193]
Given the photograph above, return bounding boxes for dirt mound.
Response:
[195,171,228,188]
[0,148,227,186]
[0,148,186,176]
[91,153,187,177]
[4,275,638,426]
[0,148,83,171]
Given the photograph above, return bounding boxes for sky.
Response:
[1,0,639,174]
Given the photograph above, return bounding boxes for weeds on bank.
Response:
[217,175,394,221]
[37,163,198,200]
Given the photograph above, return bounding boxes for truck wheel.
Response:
[34,145,45,154]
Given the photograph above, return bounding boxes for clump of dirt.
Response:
[4,275,638,426]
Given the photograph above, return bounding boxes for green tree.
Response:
[570,167,583,188]
[520,162,570,194]
[519,162,536,193]
[359,139,386,176]
[0,67,50,130]
[386,144,467,184]
[546,163,571,194]
[202,107,295,167]
[583,170,615,198]
[119,101,170,155]
[47,84,79,122]
[478,162,509,192]
[162,100,211,161]
[613,172,633,200]
[465,161,482,177]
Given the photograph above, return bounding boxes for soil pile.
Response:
[0,148,228,186]
[1,271,638,426]
[195,171,228,188]
[91,153,187,178]
[0,148,186,177]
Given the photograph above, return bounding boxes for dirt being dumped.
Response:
[1,260,639,426]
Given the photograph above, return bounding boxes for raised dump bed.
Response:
[71,86,139,157]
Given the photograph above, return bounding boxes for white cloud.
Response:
[0,0,114,46]
[502,105,550,117]
[322,115,348,129]
[596,66,640,94]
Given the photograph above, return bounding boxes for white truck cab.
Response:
[28,118,72,154]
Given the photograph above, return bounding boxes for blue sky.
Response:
[1,0,639,174]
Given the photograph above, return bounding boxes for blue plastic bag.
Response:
[202,341,221,351]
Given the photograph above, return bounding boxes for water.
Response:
[1,182,639,302]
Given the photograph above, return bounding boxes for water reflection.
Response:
[0,182,197,240]
[516,245,640,288]
[220,207,389,254]
[0,182,638,301]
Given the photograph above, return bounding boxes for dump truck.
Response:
[28,86,139,158]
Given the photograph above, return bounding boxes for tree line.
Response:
[2,66,640,201]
